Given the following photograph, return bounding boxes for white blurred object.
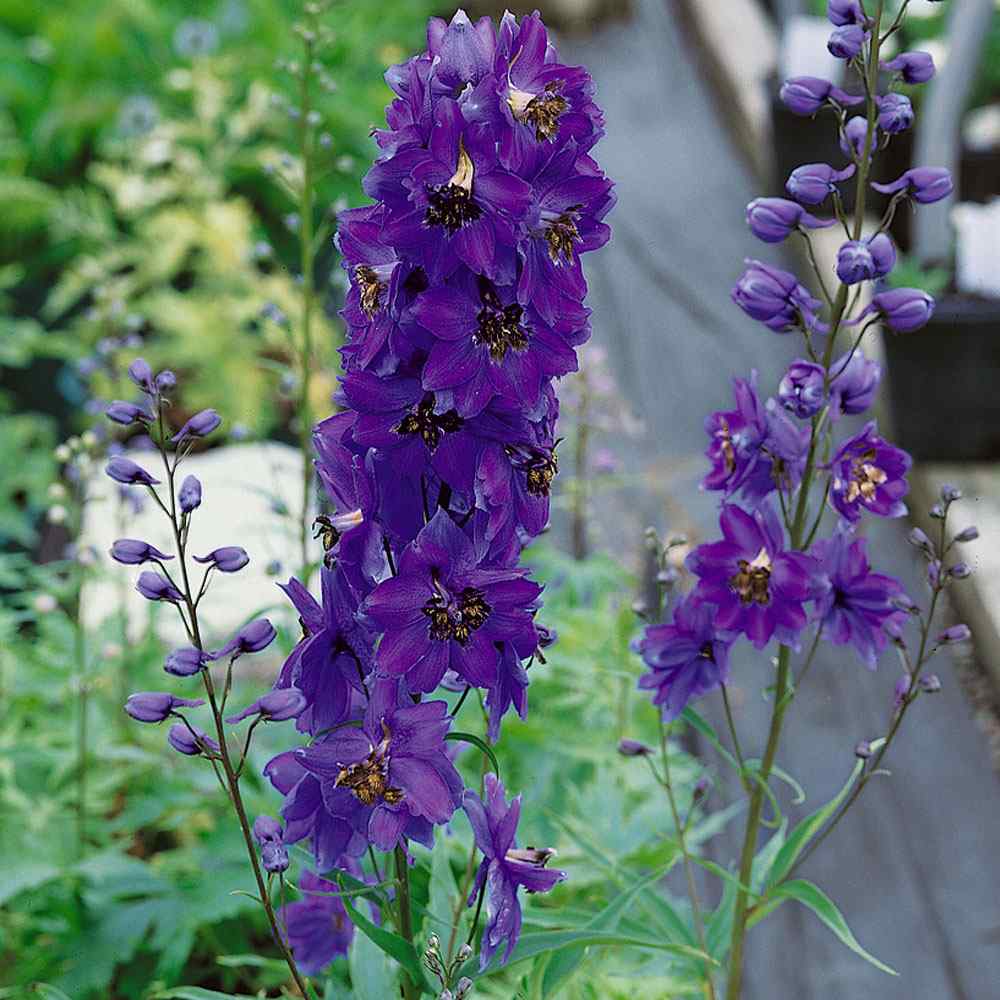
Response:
[81,442,310,644]
[964,103,1000,151]
[780,16,842,82]
[953,199,1000,298]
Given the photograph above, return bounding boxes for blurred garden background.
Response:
[2,0,1000,998]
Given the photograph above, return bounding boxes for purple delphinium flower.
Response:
[828,24,867,60]
[165,646,208,676]
[226,688,307,725]
[125,691,204,723]
[836,234,893,285]
[136,570,184,603]
[110,538,173,565]
[786,162,856,205]
[635,596,735,721]
[167,722,219,756]
[860,287,935,333]
[463,773,566,970]
[193,546,249,573]
[364,510,541,693]
[871,166,953,204]
[171,408,222,441]
[280,869,356,975]
[179,474,202,512]
[881,51,935,84]
[812,530,909,669]
[215,618,278,658]
[106,401,152,425]
[828,0,869,26]
[780,76,863,116]
[253,815,289,874]
[687,503,821,649]
[746,197,835,243]
[778,360,826,419]
[877,93,914,134]
[128,358,155,394]
[106,457,160,486]
[295,678,464,851]
[828,349,881,419]
[828,421,911,522]
[840,115,873,160]
[732,259,826,333]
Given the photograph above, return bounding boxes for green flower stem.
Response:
[75,613,88,859]
[394,845,420,1000]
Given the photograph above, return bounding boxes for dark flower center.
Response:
[510,81,569,141]
[335,733,403,807]
[544,206,582,264]
[422,586,492,645]
[425,184,482,233]
[715,417,737,474]
[355,265,384,317]
[475,282,529,362]
[730,547,772,606]
[505,443,560,497]
[846,448,887,503]
[698,642,715,660]
[394,395,464,452]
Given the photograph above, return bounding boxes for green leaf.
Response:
[0,861,60,905]
[216,954,290,973]
[681,707,740,773]
[334,873,430,992]
[445,731,500,776]
[760,880,897,976]
[29,987,74,1000]
[152,990,260,999]
[349,924,400,1000]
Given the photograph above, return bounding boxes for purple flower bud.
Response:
[617,738,653,757]
[828,24,867,60]
[929,503,946,520]
[252,815,289,872]
[746,197,835,243]
[881,51,935,84]
[937,624,971,645]
[179,474,202,513]
[954,526,979,543]
[128,358,155,394]
[919,674,942,693]
[854,739,873,759]
[877,93,914,134]
[907,526,934,555]
[872,167,953,205]
[155,370,177,392]
[840,116,872,160]
[864,288,935,333]
[837,240,876,284]
[786,162,856,205]
[948,562,972,580]
[928,560,942,588]
[225,688,307,724]
[940,483,962,503]
[106,457,161,486]
[165,646,208,676]
[535,622,558,649]
[136,570,184,603]
[892,593,920,614]
[167,722,219,756]
[194,546,249,573]
[125,691,204,723]
[780,76,862,116]
[732,259,826,333]
[215,618,278,659]
[106,401,152,425]
[171,408,222,442]
[110,538,173,565]
[867,233,896,279]
[828,350,880,419]
[893,673,912,709]
[778,360,826,418]
[828,0,868,26]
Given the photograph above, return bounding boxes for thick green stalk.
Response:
[395,845,420,1000]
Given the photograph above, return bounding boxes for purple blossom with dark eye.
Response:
[840,116,873,160]
[860,288,935,333]
[295,678,464,852]
[786,162,856,205]
[828,421,911,522]
[171,408,222,441]
[811,530,909,669]
[106,457,160,486]
[687,503,822,649]
[165,646,208,676]
[226,688,307,725]
[167,722,219,756]
[179,475,202,512]
[125,691,205,723]
[828,0,869,26]
[881,50,935,84]
[746,198,835,243]
[463,773,566,970]
[363,510,541,693]
[635,595,735,721]
[253,815,289,873]
[778,360,826,418]
[731,259,826,334]
[136,570,184,603]
[110,538,173,565]
[828,349,881,419]
[106,401,152,425]
[828,24,867,60]
[128,358,155,393]
[280,870,356,975]
[877,93,914,134]
[780,76,863,116]
[872,166,954,204]
[194,546,249,573]
[215,618,278,659]
[276,567,377,735]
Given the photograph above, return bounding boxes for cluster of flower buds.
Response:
[637,0,968,723]
[424,934,474,998]
[262,9,610,974]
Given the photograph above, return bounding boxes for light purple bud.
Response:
[786,162,856,205]
[954,526,979,543]
[167,722,219,756]
[127,358,155,393]
[882,51,935,84]
[155,370,177,392]
[106,457,161,486]
[940,483,962,503]
[867,233,896,279]
[136,570,184,603]
[840,115,872,160]
[617,738,653,757]
[919,674,942,693]
[837,240,876,284]
[165,646,208,676]
[929,503,946,520]
[225,688,307,724]
[928,560,942,588]
[179,475,202,513]
[907,527,934,555]
[215,618,278,659]
[877,93,914,135]
[253,814,284,843]
[106,401,152,425]
[125,691,204,723]
[828,0,868,26]
[937,624,971,645]
[949,562,972,580]
[194,546,249,573]
[854,739,873,759]
[828,24,866,60]
[872,167,953,205]
[171,408,222,442]
[110,538,173,565]
[252,816,290,872]
[828,350,881,418]
[746,197,835,243]
[866,288,935,333]
[778,360,826,418]
[893,673,912,709]
[780,76,863,116]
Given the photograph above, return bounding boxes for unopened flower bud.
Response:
[106,400,152,425]
[617,738,653,757]
[456,943,473,962]
[125,691,204,723]
[106,456,161,486]
[929,503,945,520]
[252,815,289,873]
[854,739,873,759]
[136,570,184,603]
[953,526,979,543]
[780,75,862,116]
[746,197,835,244]
[949,562,972,580]
[877,93,914,134]
[881,50,935,84]
[907,527,934,556]
[828,24,866,60]
[455,978,473,999]
[172,408,222,441]
[427,933,440,953]
[893,673,912,709]
[194,546,249,573]
[936,624,971,645]
[165,646,208,676]
[862,288,935,333]
[111,538,173,565]
[940,483,962,504]
[47,505,67,525]
[215,618,278,659]
[128,358,155,393]
[155,370,177,392]
[167,722,219,756]
[786,161,856,205]
[919,674,942,693]
[872,166,952,205]
[47,483,67,500]
[179,474,202,513]
[54,444,72,462]
[226,688,306,724]
[840,115,871,160]
[692,776,710,802]
[828,0,868,26]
